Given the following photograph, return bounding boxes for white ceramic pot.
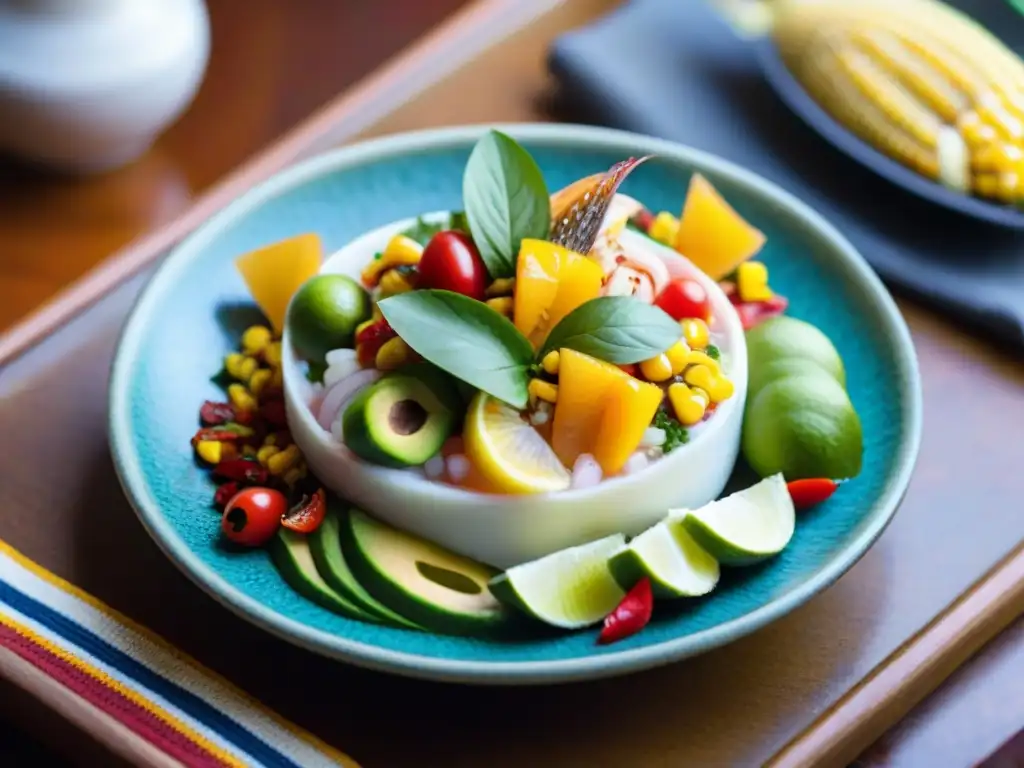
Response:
[0,0,210,172]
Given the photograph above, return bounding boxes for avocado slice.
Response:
[338,508,511,635]
[309,509,422,630]
[342,369,458,467]
[269,529,381,623]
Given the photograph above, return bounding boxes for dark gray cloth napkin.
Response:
[548,0,1024,350]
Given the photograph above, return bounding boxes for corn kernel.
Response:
[271,367,284,388]
[485,278,516,297]
[737,261,772,303]
[283,463,308,487]
[686,350,721,373]
[382,234,424,266]
[683,364,734,403]
[649,211,680,245]
[640,354,674,382]
[195,440,222,464]
[248,368,272,397]
[528,378,559,404]
[241,325,272,356]
[665,340,691,376]
[241,444,258,459]
[680,318,711,349]
[668,383,708,426]
[227,383,257,412]
[375,336,412,371]
[378,268,415,298]
[541,350,560,375]
[257,444,280,467]
[267,444,301,476]
[263,341,282,368]
[263,433,277,447]
[486,297,514,317]
[224,353,247,380]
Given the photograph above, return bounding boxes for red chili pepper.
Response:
[730,293,789,330]
[597,577,653,645]
[260,398,288,429]
[191,427,246,447]
[213,459,269,485]
[200,401,235,426]
[787,478,839,510]
[282,488,327,533]
[213,481,240,509]
[355,319,397,367]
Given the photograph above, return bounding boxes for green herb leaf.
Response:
[377,289,534,408]
[653,410,689,453]
[449,210,470,233]
[463,130,550,279]
[400,216,447,247]
[538,296,681,364]
[706,344,721,361]
[306,360,328,384]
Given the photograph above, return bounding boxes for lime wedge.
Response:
[609,520,719,598]
[673,473,795,566]
[489,535,626,628]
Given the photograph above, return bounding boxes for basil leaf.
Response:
[539,296,681,364]
[463,130,550,279]
[400,216,447,247]
[377,289,534,409]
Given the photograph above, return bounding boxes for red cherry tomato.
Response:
[221,487,286,547]
[417,231,488,300]
[655,278,712,322]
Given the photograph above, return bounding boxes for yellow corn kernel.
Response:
[271,367,284,388]
[668,383,709,427]
[680,318,710,349]
[262,432,277,447]
[195,440,222,464]
[665,339,691,376]
[639,354,673,383]
[528,378,559,404]
[970,141,1023,173]
[375,336,413,371]
[378,268,415,298]
[241,444,258,459]
[485,278,516,297]
[227,383,257,412]
[737,261,773,303]
[283,463,308,487]
[263,341,282,368]
[256,444,279,467]
[268,444,301,476]
[361,235,424,285]
[224,353,247,380]
[959,111,999,148]
[686,350,721,374]
[485,297,514,317]
[683,364,734,403]
[248,368,272,397]
[241,325,272,356]
[649,211,680,245]
[541,350,560,375]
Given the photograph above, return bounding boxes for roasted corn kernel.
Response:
[241,325,272,356]
[257,445,280,466]
[263,341,282,368]
[267,444,302,476]
[541,350,560,375]
[227,383,257,412]
[665,340,691,376]
[528,378,559,404]
[248,368,272,398]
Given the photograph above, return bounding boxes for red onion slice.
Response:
[316,369,382,432]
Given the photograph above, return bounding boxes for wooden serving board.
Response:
[1,1,1023,765]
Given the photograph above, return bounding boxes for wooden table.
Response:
[2,1,1024,766]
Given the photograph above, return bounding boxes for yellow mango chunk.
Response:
[513,239,604,348]
[235,233,322,334]
[674,174,766,281]
[552,349,634,468]
[592,376,664,475]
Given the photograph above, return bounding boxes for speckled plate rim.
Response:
[108,123,923,685]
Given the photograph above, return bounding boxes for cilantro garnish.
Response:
[653,410,689,453]
[706,344,721,361]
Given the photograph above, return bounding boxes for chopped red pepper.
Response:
[282,488,327,533]
[200,401,236,426]
[730,293,788,331]
[191,427,246,447]
[597,577,653,645]
[787,478,839,510]
[213,481,241,509]
[355,319,397,367]
[213,459,269,485]
[260,398,288,429]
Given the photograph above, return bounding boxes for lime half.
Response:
[674,473,795,566]
[489,535,626,629]
[609,520,719,598]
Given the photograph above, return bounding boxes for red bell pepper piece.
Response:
[200,400,236,426]
[729,293,789,331]
[213,459,269,485]
[786,478,839,510]
[355,319,397,368]
[597,577,653,645]
[282,488,327,533]
[213,481,241,509]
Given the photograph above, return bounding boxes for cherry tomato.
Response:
[282,488,327,534]
[417,231,488,300]
[221,487,286,547]
[655,278,712,322]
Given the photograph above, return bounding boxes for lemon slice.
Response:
[463,391,571,494]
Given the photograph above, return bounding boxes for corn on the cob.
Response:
[772,0,1024,204]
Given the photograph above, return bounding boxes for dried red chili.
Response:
[200,401,235,426]
[597,577,653,645]
[213,481,241,509]
[213,459,268,485]
[787,478,839,510]
[282,488,327,534]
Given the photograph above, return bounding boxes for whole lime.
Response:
[742,371,863,480]
[286,274,370,362]
[746,316,846,388]
[748,356,841,400]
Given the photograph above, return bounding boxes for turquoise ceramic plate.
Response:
[109,124,922,685]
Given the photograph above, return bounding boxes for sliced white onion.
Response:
[316,368,382,433]
[323,349,361,389]
[621,451,649,476]
[529,409,550,426]
[571,453,603,489]
[446,454,471,483]
[639,426,666,448]
[424,454,446,480]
